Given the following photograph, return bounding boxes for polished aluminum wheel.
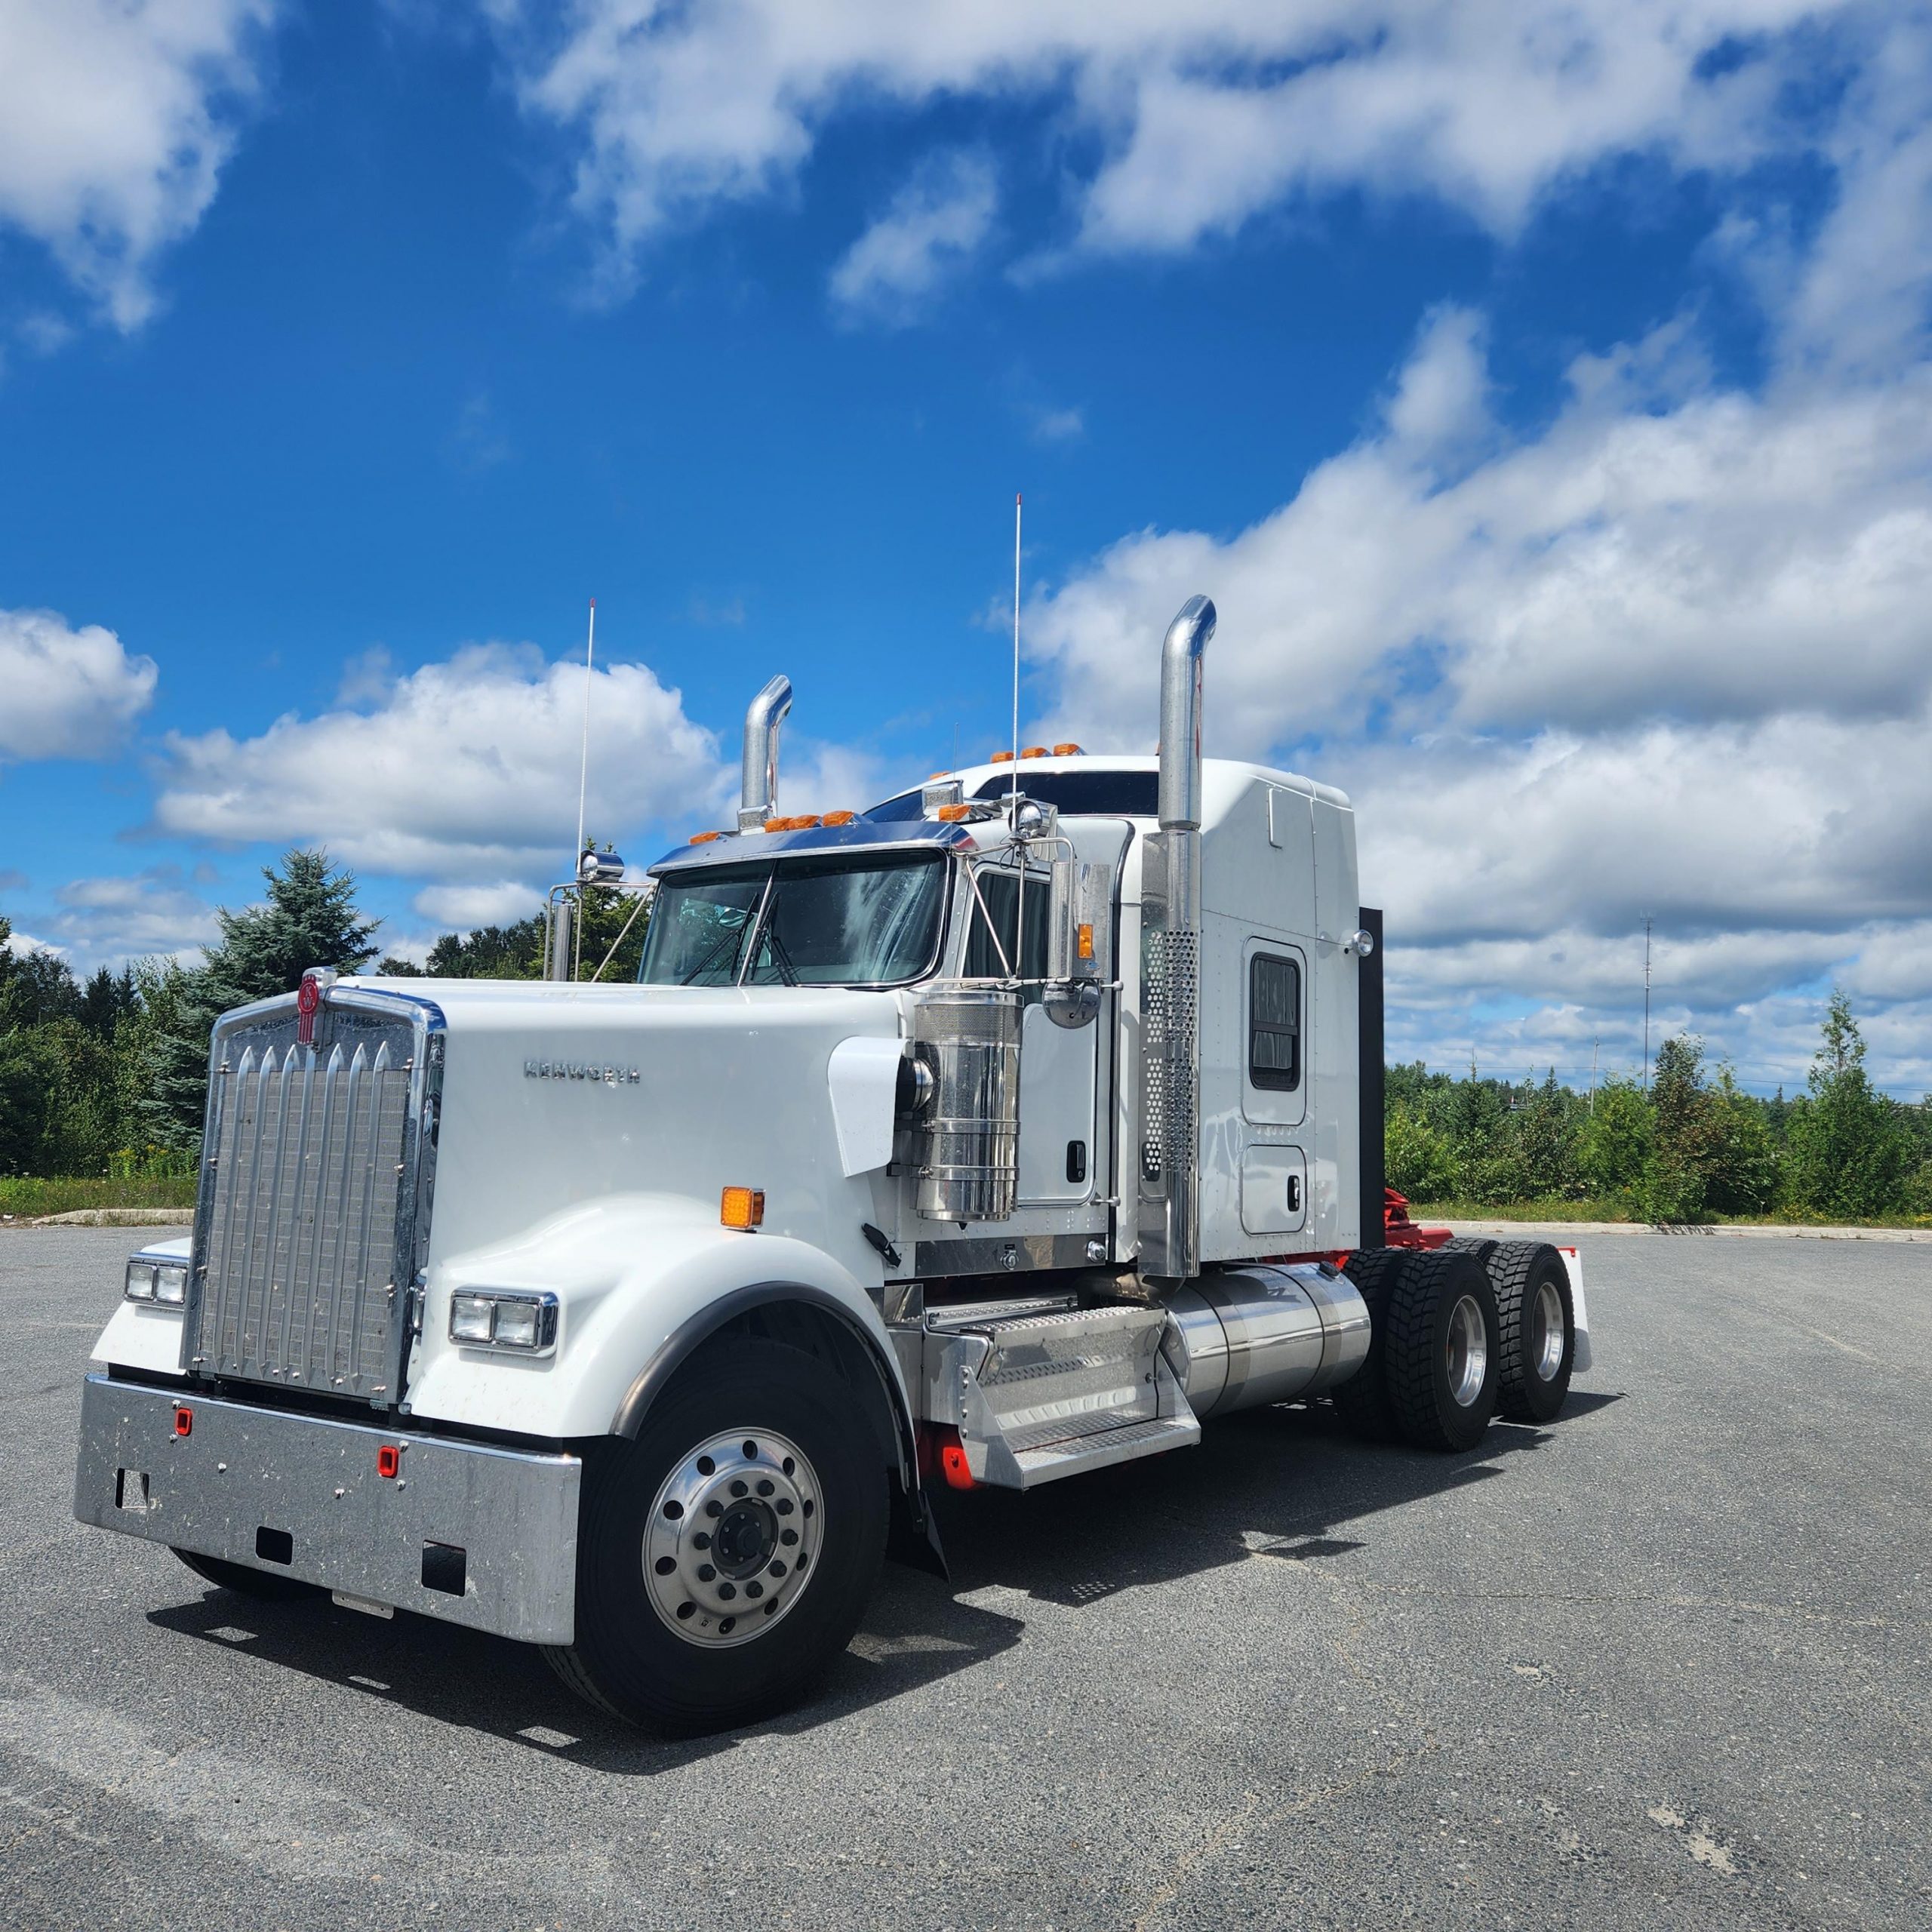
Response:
[644,1429,820,1649]
[1445,1293,1488,1407]
[1531,1280,1566,1381]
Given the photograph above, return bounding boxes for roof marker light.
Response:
[1053,742,1084,756]
[989,749,1015,764]
[1020,746,1048,759]
[821,810,857,826]
[689,830,724,844]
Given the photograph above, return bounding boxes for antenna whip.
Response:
[1011,493,1022,808]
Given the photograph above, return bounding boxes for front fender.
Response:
[404,1193,912,1453]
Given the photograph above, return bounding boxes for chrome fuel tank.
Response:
[1161,1263,1370,1417]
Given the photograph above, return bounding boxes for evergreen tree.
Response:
[145,851,380,1151]
[1784,992,1909,1220]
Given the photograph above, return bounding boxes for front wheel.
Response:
[546,1337,888,1735]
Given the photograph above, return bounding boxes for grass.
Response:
[0,1176,198,1220]
[1409,1196,1932,1230]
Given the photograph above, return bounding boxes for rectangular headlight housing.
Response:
[126,1252,190,1306]
[448,1289,558,1355]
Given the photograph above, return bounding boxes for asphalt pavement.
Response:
[5,1226,1927,1930]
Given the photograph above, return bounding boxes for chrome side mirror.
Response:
[1044,860,1113,1028]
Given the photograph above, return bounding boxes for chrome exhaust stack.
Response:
[1137,595,1215,1281]
[737,674,794,832]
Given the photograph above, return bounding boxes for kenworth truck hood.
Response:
[369,976,905,1263]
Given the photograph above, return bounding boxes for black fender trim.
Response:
[606,1280,946,1578]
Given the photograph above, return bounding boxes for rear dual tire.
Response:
[1444,1237,1576,1423]
[1380,1251,1501,1452]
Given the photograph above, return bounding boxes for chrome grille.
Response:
[185,992,441,1404]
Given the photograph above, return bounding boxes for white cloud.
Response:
[48,868,219,965]
[829,150,997,325]
[0,608,158,759]
[0,0,278,328]
[152,641,724,878]
[1028,321,1932,756]
[412,881,544,929]
[488,0,1849,284]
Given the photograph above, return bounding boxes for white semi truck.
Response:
[75,597,1589,1734]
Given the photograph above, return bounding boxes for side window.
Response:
[963,867,1051,979]
[1249,953,1301,1091]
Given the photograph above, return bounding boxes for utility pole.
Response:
[1589,1036,1599,1112]
[1642,917,1653,1094]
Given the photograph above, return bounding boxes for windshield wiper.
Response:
[679,924,745,986]
[759,924,801,986]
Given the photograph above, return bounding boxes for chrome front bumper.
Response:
[74,1374,580,1644]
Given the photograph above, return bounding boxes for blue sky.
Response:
[2,1,1929,1095]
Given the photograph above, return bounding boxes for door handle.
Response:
[1287,1174,1301,1214]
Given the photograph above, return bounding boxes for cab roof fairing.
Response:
[867,755,1355,823]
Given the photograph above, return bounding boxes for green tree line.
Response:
[1386,998,1932,1222]
[3,848,1927,1223]
[0,848,647,1179]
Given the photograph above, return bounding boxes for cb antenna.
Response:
[1010,491,1022,811]
[574,597,596,871]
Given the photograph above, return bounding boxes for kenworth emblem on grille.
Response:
[296,964,338,1046]
[525,1059,643,1085]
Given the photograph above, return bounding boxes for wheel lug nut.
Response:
[745,1581,763,1599]
[755,1478,774,1497]
[717,1582,737,1601]
[697,1564,716,1582]
[776,1500,794,1516]
[780,1528,798,1546]
[729,1478,749,1498]
[769,1561,786,1578]
[692,1531,710,1550]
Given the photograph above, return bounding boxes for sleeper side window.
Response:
[1249,953,1301,1091]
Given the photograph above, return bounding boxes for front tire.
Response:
[1381,1250,1500,1452]
[546,1337,887,1735]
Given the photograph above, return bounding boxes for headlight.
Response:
[448,1289,558,1355]
[126,1253,190,1306]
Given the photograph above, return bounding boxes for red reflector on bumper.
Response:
[377,1444,400,1479]
[173,1407,192,1438]
[938,1441,975,1491]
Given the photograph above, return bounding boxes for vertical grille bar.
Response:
[186,997,435,1406]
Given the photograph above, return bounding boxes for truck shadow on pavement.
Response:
[144,1390,1620,1773]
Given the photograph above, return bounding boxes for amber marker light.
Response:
[1077,922,1095,961]
[989,749,1015,763]
[1020,745,1048,758]
[1052,742,1084,755]
[689,830,723,844]
[720,1186,765,1230]
[821,810,857,826]
[936,803,972,823]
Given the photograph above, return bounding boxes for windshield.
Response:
[638,854,948,988]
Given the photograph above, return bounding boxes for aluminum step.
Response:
[922,1303,1201,1490]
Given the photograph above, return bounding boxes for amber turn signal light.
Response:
[720,1186,765,1230]
[1077,922,1094,961]
[936,803,972,822]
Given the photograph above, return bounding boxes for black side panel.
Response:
[1357,905,1386,1249]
